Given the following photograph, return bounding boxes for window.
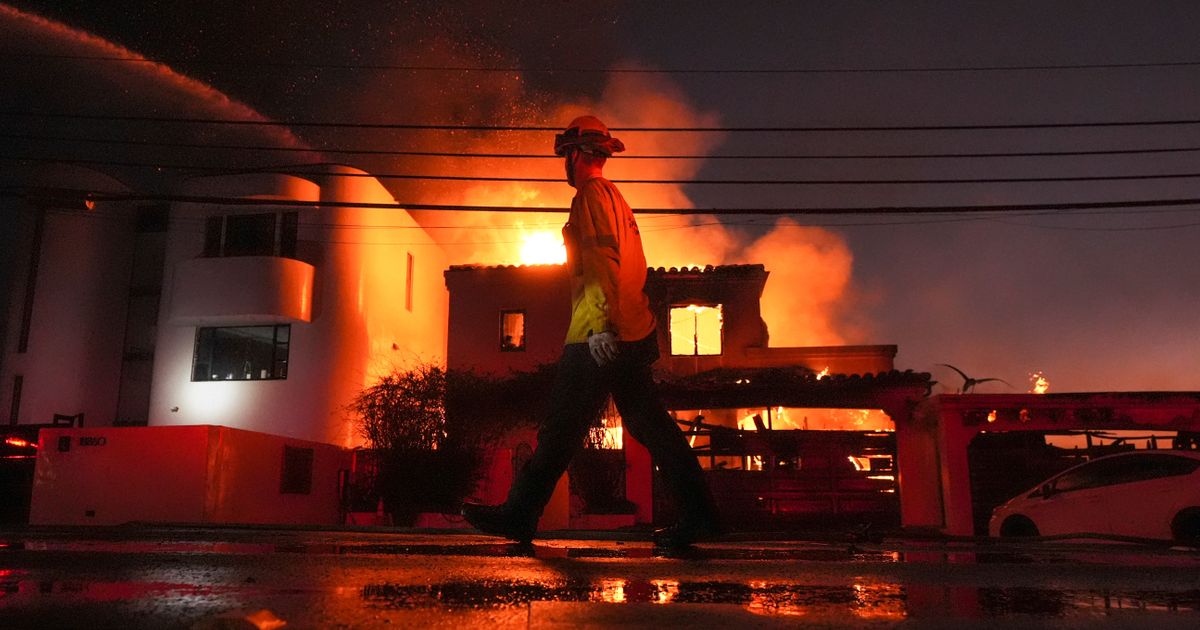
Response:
[405,252,414,312]
[192,325,290,381]
[280,445,314,494]
[500,310,526,352]
[1049,454,1199,494]
[9,375,22,424]
[669,304,723,356]
[203,212,298,258]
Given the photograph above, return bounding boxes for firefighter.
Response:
[463,115,721,547]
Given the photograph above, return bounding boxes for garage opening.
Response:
[968,429,1181,535]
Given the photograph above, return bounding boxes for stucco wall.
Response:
[0,165,134,427]
[149,167,448,447]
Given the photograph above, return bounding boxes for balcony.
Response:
[169,256,313,325]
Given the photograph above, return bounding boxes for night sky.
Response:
[3,1,1200,392]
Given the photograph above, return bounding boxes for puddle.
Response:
[359,577,1200,620]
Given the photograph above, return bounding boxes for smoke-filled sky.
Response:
[3,1,1200,393]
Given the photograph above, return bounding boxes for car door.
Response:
[1095,454,1200,539]
[1023,459,1117,536]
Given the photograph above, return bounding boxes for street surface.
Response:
[1,526,1199,628]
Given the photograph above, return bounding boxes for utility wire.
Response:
[31,204,1200,240]
[6,110,1200,131]
[5,187,1200,216]
[8,131,1200,161]
[8,154,1200,186]
[26,194,1199,237]
[10,51,1200,74]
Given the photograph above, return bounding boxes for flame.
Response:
[816,367,830,380]
[1030,371,1050,394]
[339,39,860,345]
[518,230,566,265]
[986,409,998,423]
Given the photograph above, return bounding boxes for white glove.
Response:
[587,331,619,366]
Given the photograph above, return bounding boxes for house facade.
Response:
[444,263,914,529]
[3,164,448,447]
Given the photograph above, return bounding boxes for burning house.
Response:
[445,262,926,530]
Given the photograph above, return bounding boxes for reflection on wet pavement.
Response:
[3,531,1200,628]
[359,579,910,618]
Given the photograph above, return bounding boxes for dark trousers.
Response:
[504,332,718,527]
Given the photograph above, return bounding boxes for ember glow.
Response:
[518,231,566,265]
[1030,371,1050,394]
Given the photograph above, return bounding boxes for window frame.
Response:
[1050,453,1200,495]
[499,309,527,352]
[191,324,291,382]
[668,303,724,357]
[280,445,314,495]
[202,211,299,259]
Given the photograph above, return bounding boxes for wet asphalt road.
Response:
[1,526,1199,629]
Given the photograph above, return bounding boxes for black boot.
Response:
[461,503,536,544]
[652,517,723,548]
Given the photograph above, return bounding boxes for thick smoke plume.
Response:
[331,34,864,347]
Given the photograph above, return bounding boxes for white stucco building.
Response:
[2,163,448,448]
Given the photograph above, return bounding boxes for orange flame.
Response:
[1029,372,1050,394]
[518,230,566,265]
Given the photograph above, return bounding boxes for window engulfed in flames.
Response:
[669,304,723,356]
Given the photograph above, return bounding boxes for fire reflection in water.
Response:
[593,578,626,603]
[651,579,680,604]
[740,580,908,619]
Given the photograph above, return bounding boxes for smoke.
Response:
[326,30,863,346]
[736,219,855,346]
[2,1,867,348]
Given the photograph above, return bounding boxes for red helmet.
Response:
[554,115,625,157]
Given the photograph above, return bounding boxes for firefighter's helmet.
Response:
[554,115,625,157]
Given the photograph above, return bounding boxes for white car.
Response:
[989,450,1200,544]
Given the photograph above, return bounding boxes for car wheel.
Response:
[1171,508,1200,546]
[999,515,1039,537]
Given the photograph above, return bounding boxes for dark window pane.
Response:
[192,325,290,381]
[9,375,23,424]
[203,216,223,257]
[223,213,276,257]
[279,211,298,259]
[280,445,314,494]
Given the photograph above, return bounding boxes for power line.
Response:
[9,154,1200,186]
[6,187,1200,216]
[10,51,1200,75]
[8,131,1200,161]
[7,110,1200,132]
[27,193,1200,237]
